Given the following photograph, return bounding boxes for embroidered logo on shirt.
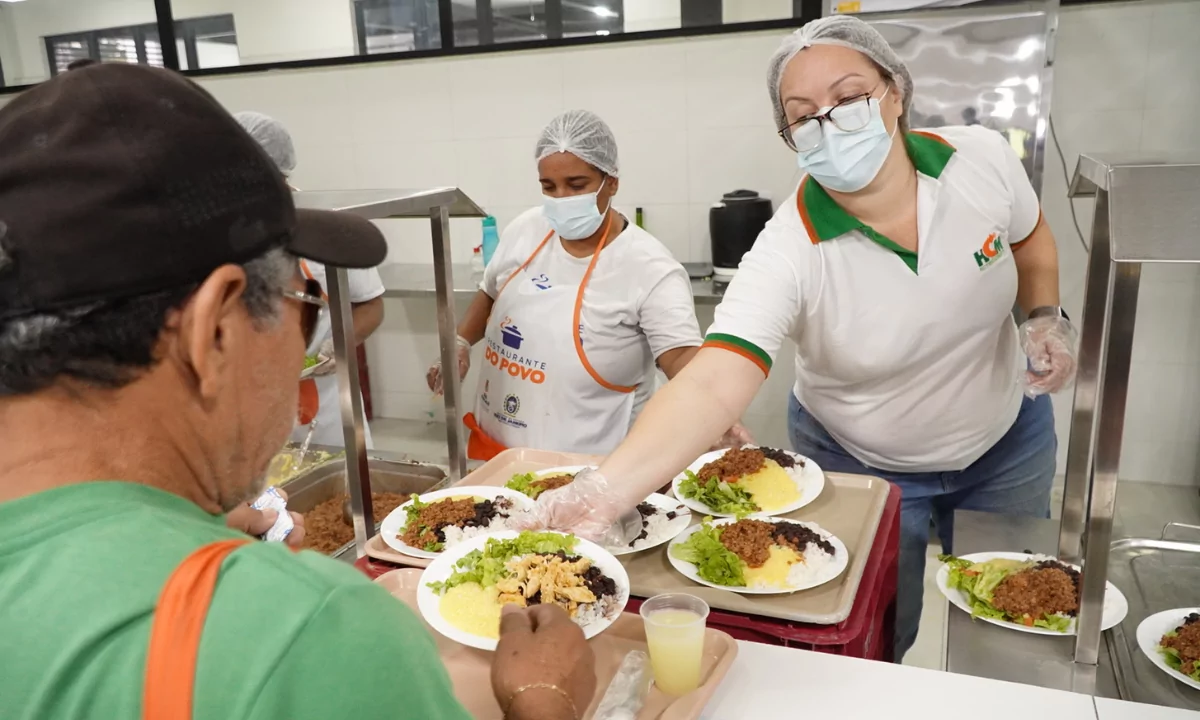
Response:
[531,273,552,290]
[973,233,1006,270]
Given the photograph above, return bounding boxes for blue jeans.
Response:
[788,393,1056,661]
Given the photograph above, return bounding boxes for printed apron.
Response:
[465,215,638,459]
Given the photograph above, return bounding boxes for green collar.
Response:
[798,131,956,245]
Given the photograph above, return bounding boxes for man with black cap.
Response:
[0,64,594,720]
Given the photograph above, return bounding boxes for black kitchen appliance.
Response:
[710,189,773,281]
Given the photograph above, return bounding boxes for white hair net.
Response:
[534,109,620,177]
[767,16,913,145]
[234,111,297,176]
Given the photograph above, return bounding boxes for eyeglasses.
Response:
[778,85,886,152]
[283,278,325,349]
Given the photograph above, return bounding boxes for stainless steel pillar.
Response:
[431,205,467,482]
[326,268,374,556]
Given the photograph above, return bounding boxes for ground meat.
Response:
[1162,613,1200,675]
[718,519,775,568]
[758,447,800,469]
[531,474,574,494]
[697,448,766,483]
[401,497,478,549]
[772,521,834,556]
[301,491,409,554]
[1034,559,1082,600]
[991,566,1080,622]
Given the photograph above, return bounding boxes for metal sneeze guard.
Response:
[1057,153,1200,676]
[293,188,485,556]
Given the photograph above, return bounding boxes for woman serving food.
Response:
[517,16,1078,661]
[427,109,749,458]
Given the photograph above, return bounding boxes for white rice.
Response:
[439,515,515,548]
[574,588,624,628]
[747,541,837,590]
[626,509,674,552]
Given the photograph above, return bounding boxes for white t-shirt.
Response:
[705,127,1041,472]
[481,207,702,422]
[291,261,386,448]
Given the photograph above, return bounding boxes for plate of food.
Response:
[672,446,824,519]
[1136,608,1200,691]
[300,354,331,379]
[506,468,692,555]
[937,552,1129,635]
[417,530,629,651]
[667,517,848,594]
[379,486,534,559]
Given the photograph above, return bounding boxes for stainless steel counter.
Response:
[378,263,727,305]
[947,482,1200,710]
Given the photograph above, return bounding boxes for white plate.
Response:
[380,486,534,559]
[935,551,1129,635]
[1136,608,1200,692]
[671,446,825,518]
[417,530,630,651]
[608,493,692,557]
[667,517,848,595]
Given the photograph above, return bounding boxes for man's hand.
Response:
[225,490,307,549]
[492,604,596,720]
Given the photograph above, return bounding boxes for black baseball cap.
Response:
[0,63,387,321]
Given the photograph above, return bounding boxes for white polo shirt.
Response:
[705,127,1042,472]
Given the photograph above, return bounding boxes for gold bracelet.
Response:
[505,682,579,720]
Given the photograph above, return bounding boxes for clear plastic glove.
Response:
[1020,315,1079,398]
[313,338,337,376]
[511,468,640,546]
[426,335,472,395]
[711,421,754,451]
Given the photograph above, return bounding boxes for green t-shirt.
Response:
[0,481,471,720]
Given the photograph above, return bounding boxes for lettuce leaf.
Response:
[427,531,578,594]
[677,471,759,518]
[505,472,543,499]
[670,520,745,587]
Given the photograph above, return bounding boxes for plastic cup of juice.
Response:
[639,593,710,696]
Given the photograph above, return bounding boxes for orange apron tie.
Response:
[463,412,507,461]
[143,539,250,720]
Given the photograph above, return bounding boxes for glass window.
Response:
[356,0,442,55]
[563,1,624,39]
[0,0,160,86]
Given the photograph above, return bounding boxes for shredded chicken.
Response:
[495,553,597,617]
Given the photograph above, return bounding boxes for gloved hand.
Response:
[511,468,637,546]
[313,338,337,376]
[426,335,472,395]
[1020,315,1079,397]
[711,422,754,451]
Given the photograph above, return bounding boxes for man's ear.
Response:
[174,265,248,402]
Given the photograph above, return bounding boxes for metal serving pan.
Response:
[282,457,447,561]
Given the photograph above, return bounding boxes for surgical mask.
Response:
[542,178,609,240]
[794,91,898,193]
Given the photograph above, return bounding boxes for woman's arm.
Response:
[457,290,495,345]
[656,346,699,379]
[349,298,384,346]
[601,348,766,510]
[1011,215,1061,314]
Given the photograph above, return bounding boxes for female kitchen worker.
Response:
[427,110,743,458]
[516,17,1078,661]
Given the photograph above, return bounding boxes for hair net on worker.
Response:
[534,109,620,177]
[767,16,913,143]
[234,111,297,176]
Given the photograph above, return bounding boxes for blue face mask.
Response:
[543,177,609,241]
[794,94,898,194]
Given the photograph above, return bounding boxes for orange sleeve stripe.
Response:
[703,335,771,377]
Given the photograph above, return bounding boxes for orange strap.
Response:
[298,378,319,425]
[143,539,250,720]
[493,214,636,394]
[298,260,329,301]
[463,412,507,461]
